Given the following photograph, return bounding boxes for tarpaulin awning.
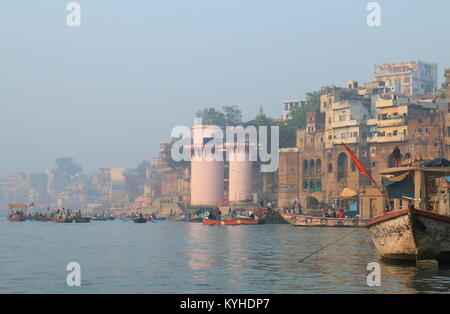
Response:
[382,175,414,199]
[340,188,359,198]
[420,158,450,167]
[382,172,410,182]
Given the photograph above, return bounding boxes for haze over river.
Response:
[1,220,449,294]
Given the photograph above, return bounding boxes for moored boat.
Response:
[54,217,74,223]
[366,207,450,263]
[74,217,91,223]
[133,217,147,224]
[202,218,264,225]
[8,214,26,222]
[281,214,369,228]
[366,162,450,264]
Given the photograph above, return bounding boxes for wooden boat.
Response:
[281,213,369,228]
[202,218,264,225]
[74,217,91,223]
[133,217,147,224]
[367,163,450,264]
[367,207,450,263]
[8,214,26,222]
[54,217,74,223]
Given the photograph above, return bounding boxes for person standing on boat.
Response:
[392,146,401,167]
[215,207,222,220]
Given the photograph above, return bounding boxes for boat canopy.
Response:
[382,174,415,200]
[340,188,359,198]
[420,158,450,168]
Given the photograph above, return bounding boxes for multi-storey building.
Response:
[282,99,307,120]
[279,70,445,218]
[374,60,438,96]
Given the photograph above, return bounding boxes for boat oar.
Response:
[298,228,361,263]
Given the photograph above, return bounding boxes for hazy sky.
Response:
[1,0,450,176]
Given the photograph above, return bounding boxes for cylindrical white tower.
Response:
[228,141,253,202]
[190,125,224,206]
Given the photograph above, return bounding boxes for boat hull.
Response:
[133,218,147,224]
[8,215,26,222]
[54,218,74,223]
[281,214,369,228]
[202,218,263,225]
[75,217,91,223]
[366,208,450,263]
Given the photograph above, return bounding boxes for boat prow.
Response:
[8,214,26,222]
[366,207,450,264]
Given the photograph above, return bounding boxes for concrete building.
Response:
[279,72,444,218]
[282,99,307,120]
[374,60,438,96]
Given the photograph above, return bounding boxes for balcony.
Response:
[332,137,360,145]
[367,133,407,143]
[376,116,406,127]
[331,119,359,129]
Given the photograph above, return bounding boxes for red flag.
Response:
[341,142,374,183]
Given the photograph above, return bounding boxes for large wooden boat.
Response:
[281,213,369,228]
[367,163,450,264]
[7,203,34,222]
[202,218,264,225]
[367,207,450,263]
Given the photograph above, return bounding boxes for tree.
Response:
[196,108,226,126]
[279,91,321,148]
[54,157,82,177]
[223,105,242,126]
[196,105,242,127]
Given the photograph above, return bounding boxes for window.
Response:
[316,159,322,174]
[303,179,308,190]
[328,163,333,173]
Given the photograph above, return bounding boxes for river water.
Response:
[0,219,449,294]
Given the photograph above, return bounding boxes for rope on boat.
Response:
[298,228,361,263]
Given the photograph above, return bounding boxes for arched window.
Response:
[337,153,348,180]
[303,160,308,174]
[316,159,322,174]
[309,160,315,174]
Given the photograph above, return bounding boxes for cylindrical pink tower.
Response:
[228,141,253,202]
[190,125,224,206]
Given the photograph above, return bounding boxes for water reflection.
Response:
[0,220,449,293]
